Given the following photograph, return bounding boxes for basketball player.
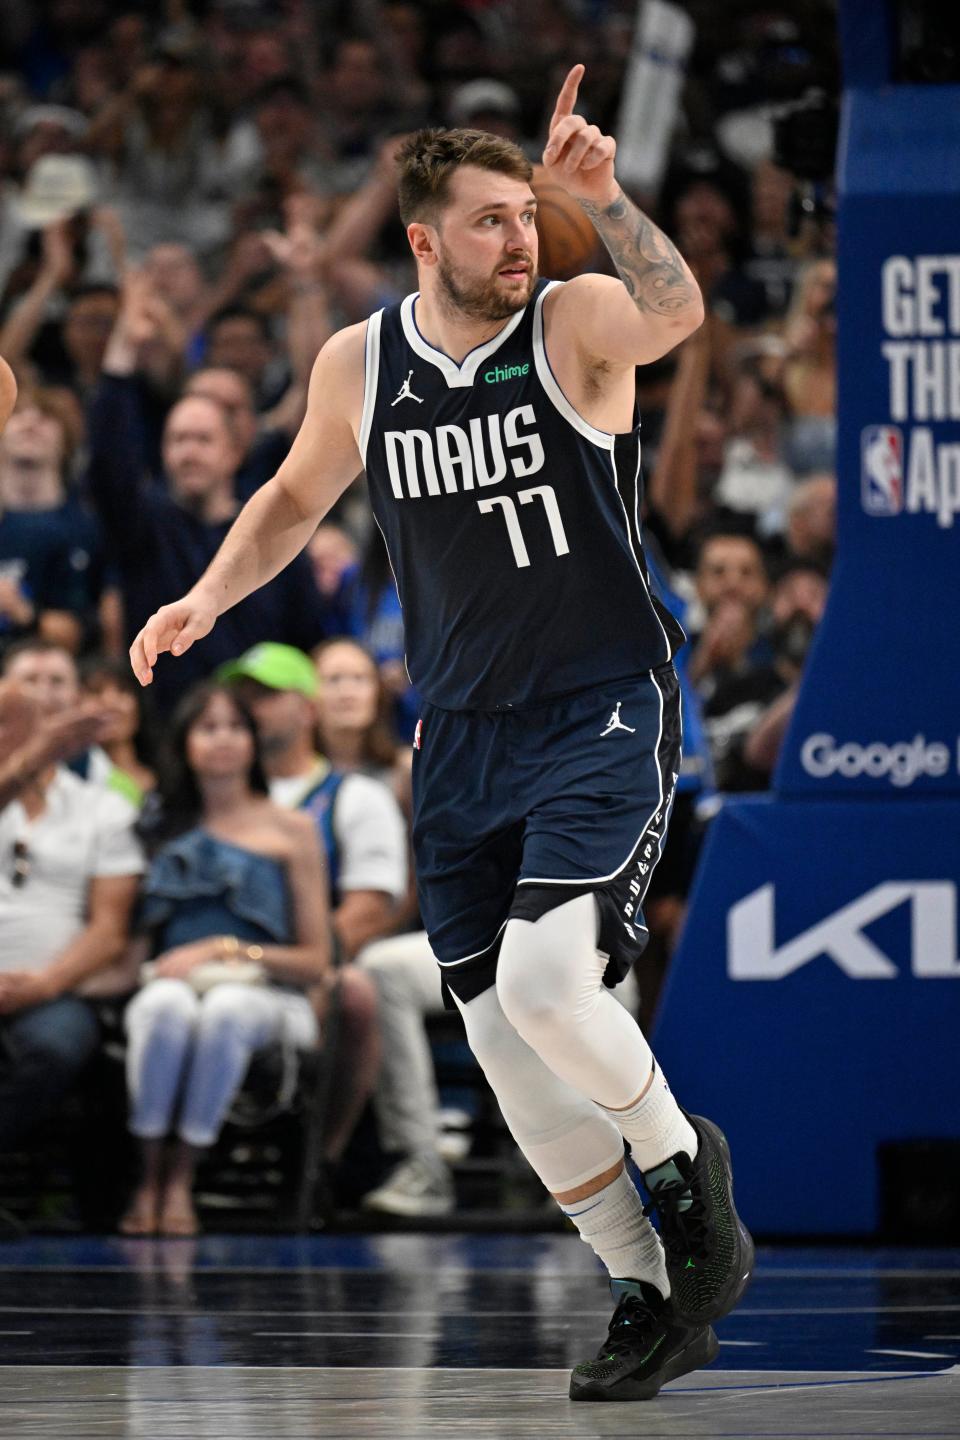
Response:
[130,65,753,1402]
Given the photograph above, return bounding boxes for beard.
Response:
[436,250,537,322]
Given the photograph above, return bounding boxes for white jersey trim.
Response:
[359,309,384,466]
[532,281,615,451]
[607,439,671,664]
[626,439,672,665]
[516,665,671,888]
[400,293,525,388]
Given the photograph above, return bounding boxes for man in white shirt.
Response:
[0,640,143,1147]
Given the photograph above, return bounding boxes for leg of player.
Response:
[454,983,717,1400]
[496,893,754,1327]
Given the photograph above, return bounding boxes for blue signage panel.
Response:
[776,87,960,797]
[652,797,959,1234]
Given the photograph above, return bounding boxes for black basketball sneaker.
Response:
[642,1113,755,1325]
[569,1279,718,1402]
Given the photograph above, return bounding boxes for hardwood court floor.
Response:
[0,1234,957,1438]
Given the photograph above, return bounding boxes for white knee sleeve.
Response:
[454,985,624,1193]
[497,892,609,1029]
[495,893,653,1110]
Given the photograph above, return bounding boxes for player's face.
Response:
[431,167,539,322]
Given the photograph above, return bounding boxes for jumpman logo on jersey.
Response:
[391,370,424,406]
[600,701,636,737]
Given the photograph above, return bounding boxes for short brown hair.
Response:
[2,636,77,674]
[396,127,533,226]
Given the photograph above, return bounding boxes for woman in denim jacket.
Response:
[121,682,331,1236]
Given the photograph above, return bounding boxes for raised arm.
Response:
[0,221,75,366]
[87,272,166,549]
[261,202,335,435]
[541,64,703,366]
[129,323,366,686]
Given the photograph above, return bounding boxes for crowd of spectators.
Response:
[0,0,840,1228]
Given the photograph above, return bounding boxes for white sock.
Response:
[559,1166,670,1298]
[601,1061,697,1174]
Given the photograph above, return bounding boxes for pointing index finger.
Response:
[550,64,584,129]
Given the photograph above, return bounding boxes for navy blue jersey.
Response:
[359,278,685,711]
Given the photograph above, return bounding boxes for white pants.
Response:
[125,978,318,1148]
[359,932,445,1157]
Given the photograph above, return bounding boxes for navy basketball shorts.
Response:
[411,663,682,1007]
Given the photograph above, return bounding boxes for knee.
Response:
[356,935,399,972]
[126,979,199,1039]
[357,949,405,1009]
[10,996,99,1075]
[496,902,605,1040]
[197,984,261,1045]
[496,921,569,1038]
[336,966,380,1039]
[357,936,426,1000]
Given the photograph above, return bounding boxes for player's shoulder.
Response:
[542,273,636,370]
[306,321,369,417]
[316,319,368,376]
[543,272,623,324]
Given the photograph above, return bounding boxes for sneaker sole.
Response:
[360,1193,454,1218]
[569,1324,719,1402]
[671,1115,755,1325]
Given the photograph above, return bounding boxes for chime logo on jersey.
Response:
[483,362,529,384]
[384,403,545,499]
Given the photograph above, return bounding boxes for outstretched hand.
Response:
[129,591,218,687]
[541,65,618,206]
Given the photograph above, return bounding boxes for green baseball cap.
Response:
[217,642,318,698]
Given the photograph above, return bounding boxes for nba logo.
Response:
[414,718,423,750]
[861,426,904,515]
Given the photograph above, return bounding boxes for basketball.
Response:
[531,165,600,279]
[0,355,16,435]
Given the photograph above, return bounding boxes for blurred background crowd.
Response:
[0,0,839,1232]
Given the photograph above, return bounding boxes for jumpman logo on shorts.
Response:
[391,370,424,406]
[600,701,636,737]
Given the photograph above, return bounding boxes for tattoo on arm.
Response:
[578,190,700,318]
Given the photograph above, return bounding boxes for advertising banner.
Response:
[653,797,959,1233]
[776,87,960,796]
